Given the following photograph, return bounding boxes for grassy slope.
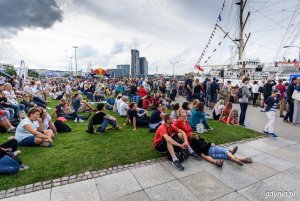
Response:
[0,99,261,190]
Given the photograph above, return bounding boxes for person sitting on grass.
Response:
[153,114,201,171]
[40,108,57,136]
[72,93,95,113]
[51,99,84,123]
[171,103,180,120]
[15,107,53,147]
[87,103,122,133]
[118,96,129,117]
[182,102,192,118]
[125,102,150,130]
[149,103,165,132]
[219,102,239,125]
[106,95,115,110]
[94,91,105,102]
[189,102,213,131]
[0,109,16,132]
[142,95,152,110]
[212,99,225,120]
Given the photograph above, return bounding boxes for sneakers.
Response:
[19,164,29,171]
[190,152,201,161]
[262,130,269,135]
[207,127,213,131]
[41,142,53,147]
[172,160,184,171]
[74,119,78,123]
[79,119,85,123]
[269,133,278,138]
[13,150,21,156]
[7,126,16,133]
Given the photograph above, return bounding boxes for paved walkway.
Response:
[2,98,300,201]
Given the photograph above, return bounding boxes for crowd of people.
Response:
[1,73,300,174]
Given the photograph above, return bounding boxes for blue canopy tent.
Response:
[43,71,60,77]
[0,69,13,78]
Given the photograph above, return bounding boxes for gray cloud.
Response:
[0,0,63,38]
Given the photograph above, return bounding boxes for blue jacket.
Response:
[189,109,206,129]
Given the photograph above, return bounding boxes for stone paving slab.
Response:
[109,191,150,201]
[259,137,298,148]
[252,153,295,172]
[144,180,199,201]
[269,147,300,165]
[215,192,249,201]
[50,179,100,201]
[179,172,233,201]
[263,172,300,200]
[284,144,300,152]
[130,163,175,189]
[204,162,259,190]
[1,189,51,201]
[95,170,142,201]
[228,143,263,157]
[159,158,208,179]
[238,182,282,201]
[243,140,280,153]
[240,161,279,180]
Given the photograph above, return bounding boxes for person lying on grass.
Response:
[125,102,149,130]
[154,114,201,171]
[15,107,53,147]
[174,109,252,167]
[87,103,122,134]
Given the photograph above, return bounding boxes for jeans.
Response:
[33,96,45,105]
[239,102,248,125]
[5,108,14,120]
[284,100,294,122]
[63,112,80,120]
[253,93,259,106]
[96,118,117,133]
[0,155,19,175]
[9,104,25,117]
[186,90,193,101]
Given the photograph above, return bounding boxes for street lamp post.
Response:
[73,46,78,77]
[69,57,73,76]
[170,61,179,79]
[283,45,300,61]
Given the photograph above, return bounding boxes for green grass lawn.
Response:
[0,99,262,190]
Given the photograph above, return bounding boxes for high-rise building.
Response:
[107,69,123,78]
[117,64,130,76]
[139,57,148,75]
[131,49,139,77]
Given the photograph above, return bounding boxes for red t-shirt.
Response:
[173,119,192,142]
[142,99,151,109]
[153,124,179,147]
[138,87,148,97]
[275,84,286,99]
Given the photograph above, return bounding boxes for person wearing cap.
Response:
[263,89,280,137]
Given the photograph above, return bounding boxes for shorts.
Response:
[208,146,230,160]
[19,136,36,147]
[155,134,182,153]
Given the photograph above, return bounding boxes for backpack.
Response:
[258,86,264,93]
[237,86,244,99]
[54,120,71,133]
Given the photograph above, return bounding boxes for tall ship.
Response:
[194,0,300,82]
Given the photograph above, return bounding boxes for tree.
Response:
[4,67,17,76]
[28,69,40,78]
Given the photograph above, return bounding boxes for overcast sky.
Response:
[0,0,299,74]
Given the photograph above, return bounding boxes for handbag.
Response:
[292,90,300,101]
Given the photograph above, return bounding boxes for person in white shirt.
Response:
[119,96,129,117]
[3,83,25,117]
[15,107,53,147]
[65,82,72,103]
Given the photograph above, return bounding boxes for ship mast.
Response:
[236,0,251,62]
